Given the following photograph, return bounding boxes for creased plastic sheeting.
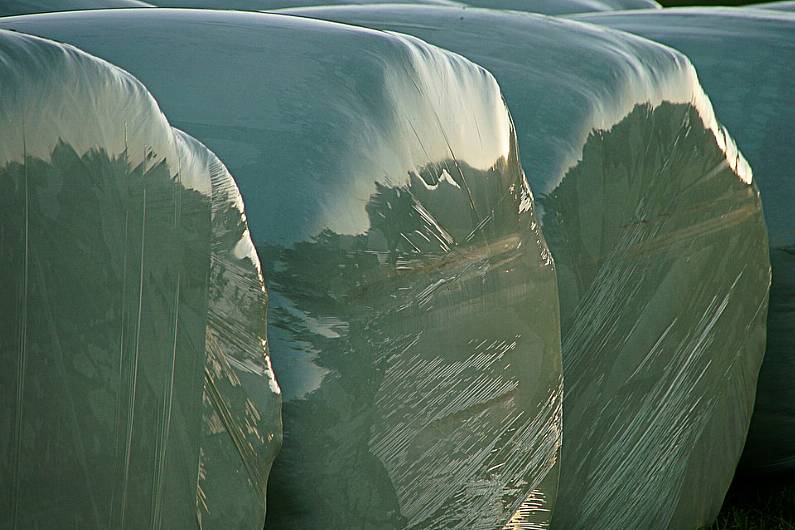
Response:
[441,0,661,15]
[0,0,152,17]
[147,0,658,11]
[191,131,283,529]
[0,9,564,528]
[281,6,771,529]
[0,29,280,530]
[574,7,795,477]
[145,0,458,9]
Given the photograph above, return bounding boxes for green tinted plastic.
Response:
[0,29,280,530]
[0,10,565,528]
[574,6,795,477]
[144,0,659,13]
[0,0,151,17]
[279,6,771,528]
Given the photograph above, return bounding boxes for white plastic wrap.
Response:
[0,9,566,528]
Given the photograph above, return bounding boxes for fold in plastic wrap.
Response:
[575,6,795,477]
[281,6,771,528]
[0,9,566,528]
[0,29,280,530]
[0,0,152,17]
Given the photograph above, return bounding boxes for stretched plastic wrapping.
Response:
[145,0,458,8]
[281,6,772,528]
[435,0,661,15]
[0,0,151,17]
[0,29,280,529]
[1,9,565,528]
[575,7,795,476]
[145,0,659,13]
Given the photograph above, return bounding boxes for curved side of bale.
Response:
[0,10,567,529]
[0,29,280,530]
[277,6,770,529]
[576,6,795,479]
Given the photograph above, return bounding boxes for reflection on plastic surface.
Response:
[0,0,151,17]
[0,29,280,530]
[145,0,659,12]
[146,0,457,8]
[543,101,768,530]
[192,130,283,529]
[443,0,661,15]
[279,6,770,529]
[575,6,795,477]
[0,9,565,528]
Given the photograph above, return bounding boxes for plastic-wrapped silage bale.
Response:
[573,6,795,477]
[0,9,566,528]
[0,29,281,530]
[275,6,772,529]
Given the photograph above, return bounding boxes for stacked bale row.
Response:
[1,2,791,529]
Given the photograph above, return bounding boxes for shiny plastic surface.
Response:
[146,0,458,8]
[194,132,283,529]
[444,0,661,15]
[575,7,795,476]
[0,0,151,17]
[0,28,280,529]
[0,9,565,528]
[280,6,771,529]
[146,0,659,11]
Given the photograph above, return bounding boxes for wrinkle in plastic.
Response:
[0,29,280,530]
[280,6,770,529]
[0,9,568,528]
[144,0,659,12]
[440,0,661,15]
[574,6,795,477]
